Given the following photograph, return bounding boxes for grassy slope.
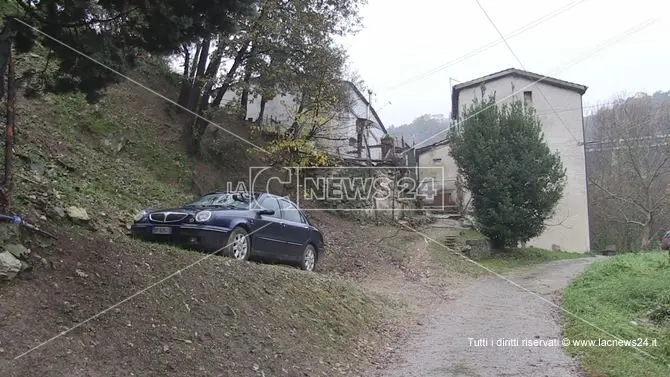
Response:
[563,252,670,377]
[0,58,408,376]
[11,58,253,221]
[479,248,591,272]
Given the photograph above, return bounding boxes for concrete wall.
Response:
[455,77,590,252]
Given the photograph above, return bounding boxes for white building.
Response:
[415,139,459,209]
[450,68,590,252]
[218,80,388,160]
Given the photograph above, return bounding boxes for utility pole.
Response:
[0,20,16,212]
[449,77,464,215]
[449,77,461,132]
[363,89,373,161]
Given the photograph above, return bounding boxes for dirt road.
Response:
[372,257,603,377]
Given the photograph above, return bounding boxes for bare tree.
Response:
[587,93,670,250]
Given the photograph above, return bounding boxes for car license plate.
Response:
[152,226,172,235]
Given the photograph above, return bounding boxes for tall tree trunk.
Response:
[198,37,226,107]
[256,95,268,125]
[182,38,212,153]
[177,44,191,106]
[178,38,211,111]
[240,67,252,121]
[211,40,251,107]
[187,37,210,112]
[641,213,654,250]
[189,42,202,80]
[181,44,190,78]
[185,38,227,155]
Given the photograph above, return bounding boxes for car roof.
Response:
[202,190,262,196]
[201,191,291,200]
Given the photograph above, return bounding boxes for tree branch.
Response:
[589,178,648,215]
[14,2,139,28]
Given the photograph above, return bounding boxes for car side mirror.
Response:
[257,209,275,216]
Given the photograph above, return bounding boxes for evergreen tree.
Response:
[5,0,257,101]
[449,89,566,249]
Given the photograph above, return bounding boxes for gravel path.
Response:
[373,257,604,377]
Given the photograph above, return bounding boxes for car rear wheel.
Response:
[224,227,250,261]
[300,244,317,272]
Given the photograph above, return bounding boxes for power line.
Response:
[533,100,623,116]
[381,0,589,92]
[534,97,669,116]
[473,0,581,145]
[401,18,660,156]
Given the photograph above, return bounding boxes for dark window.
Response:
[259,197,281,218]
[279,199,305,223]
[523,91,533,106]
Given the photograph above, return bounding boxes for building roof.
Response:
[342,80,388,134]
[450,68,588,119]
[415,137,449,156]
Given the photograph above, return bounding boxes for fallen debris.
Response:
[0,250,22,280]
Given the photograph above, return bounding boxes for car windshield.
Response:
[185,193,251,210]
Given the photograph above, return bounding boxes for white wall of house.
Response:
[417,144,458,191]
[219,89,299,125]
[416,144,458,205]
[344,90,386,160]
[217,84,386,159]
[319,111,386,160]
[455,76,590,252]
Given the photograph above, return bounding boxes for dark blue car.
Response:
[130,191,324,271]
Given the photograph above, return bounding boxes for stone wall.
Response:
[460,238,491,261]
[301,165,418,220]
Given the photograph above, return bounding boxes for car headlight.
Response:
[134,210,147,222]
[194,210,212,223]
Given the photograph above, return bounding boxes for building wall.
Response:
[217,86,385,159]
[417,144,458,189]
[417,144,458,204]
[455,77,590,252]
[345,90,386,160]
[318,101,386,160]
[219,90,299,125]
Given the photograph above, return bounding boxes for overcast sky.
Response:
[341,0,668,127]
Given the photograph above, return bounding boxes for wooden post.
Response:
[2,45,16,213]
[355,118,363,158]
[1,45,15,212]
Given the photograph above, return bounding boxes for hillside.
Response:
[583,90,670,251]
[0,58,433,376]
[387,114,451,148]
[583,90,670,143]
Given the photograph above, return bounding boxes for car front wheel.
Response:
[225,227,250,261]
[300,244,317,272]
